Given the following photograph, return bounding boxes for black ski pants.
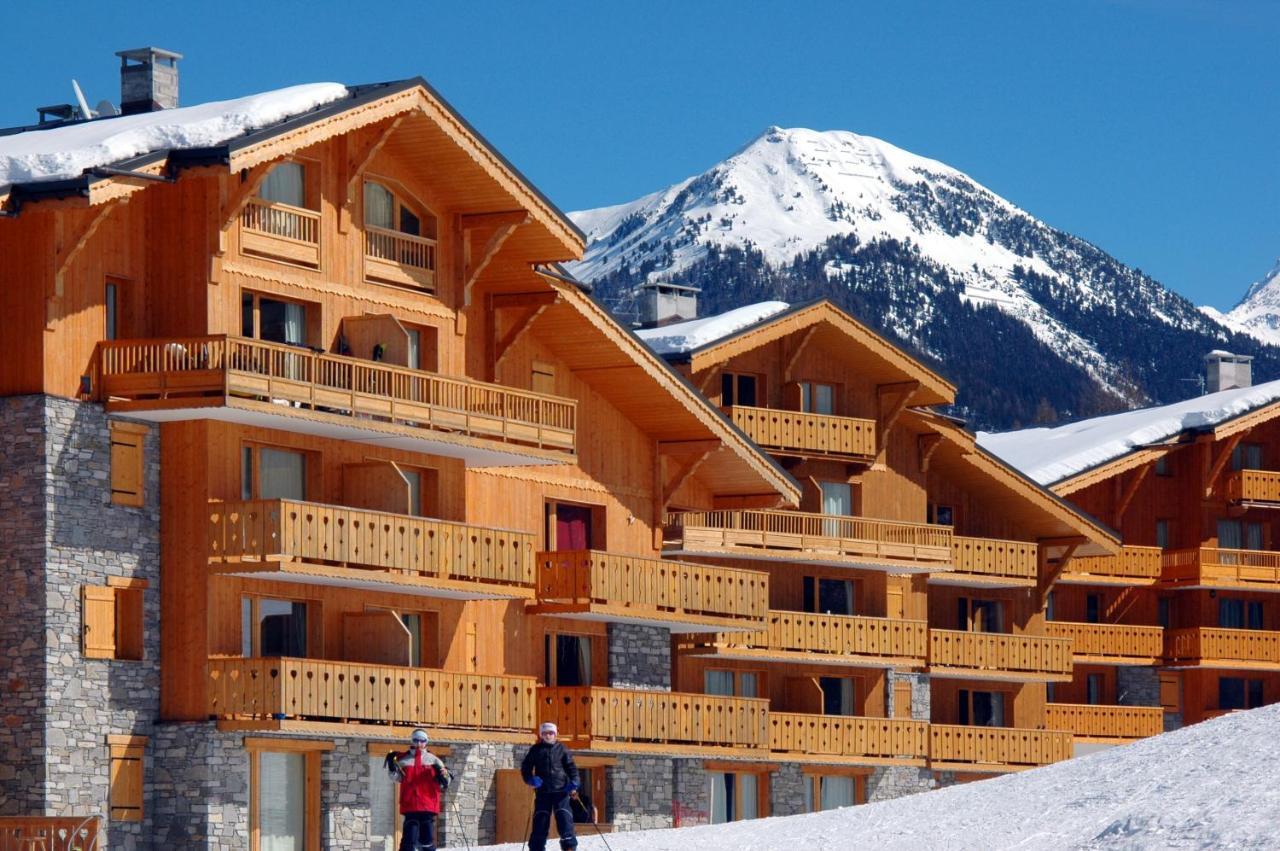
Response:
[399,811,436,851]
[529,790,578,851]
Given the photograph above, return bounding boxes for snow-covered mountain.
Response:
[1202,259,1280,346]
[486,704,1280,849]
[568,127,1278,429]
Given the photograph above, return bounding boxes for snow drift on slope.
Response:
[0,83,348,189]
[481,704,1280,850]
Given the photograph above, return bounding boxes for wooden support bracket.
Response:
[1114,464,1151,525]
[1204,433,1244,497]
[783,326,818,383]
[461,210,529,306]
[344,116,405,207]
[49,202,119,327]
[490,291,558,376]
[876,381,919,450]
[661,446,717,505]
[1037,536,1085,600]
[918,432,943,473]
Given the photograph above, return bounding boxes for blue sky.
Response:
[3,0,1275,309]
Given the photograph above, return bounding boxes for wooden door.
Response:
[495,769,562,843]
[343,610,410,666]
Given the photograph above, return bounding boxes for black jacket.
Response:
[520,740,579,794]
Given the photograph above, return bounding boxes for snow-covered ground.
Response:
[474,704,1280,850]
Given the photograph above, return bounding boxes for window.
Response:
[1086,673,1103,706]
[705,669,759,698]
[804,577,855,615]
[545,633,595,686]
[1154,455,1172,476]
[819,482,853,537]
[1219,598,1264,630]
[260,162,307,208]
[241,292,310,347]
[397,611,439,667]
[1231,443,1263,472]
[363,180,439,288]
[82,579,146,661]
[819,677,856,716]
[369,751,399,850]
[709,771,762,823]
[799,382,836,414]
[1085,593,1102,624]
[248,738,329,851]
[1218,677,1265,711]
[404,325,439,372]
[364,181,437,239]
[958,689,1006,727]
[803,773,863,812]
[242,597,310,658]
[1045,591,1056,622]
[545,501,603,551]
[958,597,1003,633]
[1157,597,1171,629]
[1155,519,1170,549]
[928,503,955,526]
[110,421,147,507]
[721,372,760,407]
[105,279,126,341]
[242,446,307,502]
[109,735,147,822]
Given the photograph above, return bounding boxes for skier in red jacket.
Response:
[385,729,451,851]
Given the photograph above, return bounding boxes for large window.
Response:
[803,576,855,616]
[1218,598,1264,630]
[545,633,595,686]
[958,597,1003,633]
[248,738,327,851]
[803,773,862,812]
[1217,519,1264,552]
[819,677,856,716]
[260,162,307,208]
[1231,443,1264,472]
[798,382,836,414]
[364,180,436,239]
[958,689,1005,727]
[1085,593,1103,624]
[242,597,310,658]
[1086,673,1103,705]
[242,446,307,502]
[242,292,310,347]
[1155,519,1170,549]
[545,501,603,551]
[704,669,759,698]
[721,372,760,407]
[1219,676,1265,711]
[709,771,762,824]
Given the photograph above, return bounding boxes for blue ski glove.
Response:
[528,776,542,789]
[566,781,579,794]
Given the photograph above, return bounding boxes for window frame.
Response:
[82,578,147,661]
[544,630,603,687]
[721,371,763,408]
[240,290,317,348]
[957,687,1007,727]
[362,176,438,240]
[247,737,331,851]
[802,769,866,812]
[704,667,763,698]
[240,442,314,502]
[798,381,838,415]
[241,594,319,659]
[544,499,606,551]
[705,766,769,824]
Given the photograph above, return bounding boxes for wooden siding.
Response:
[1045,703,1164,740]
[676,611,928,667]
[1059,546,1163,584]
[769,712,928,762]
[1165,627,1280,668]
[725,405,876,459]
[929,724,1072,770]
[946,536,1038,585]
[1163,547,1280,591]
[208,656,536,731]
[929,630,1073,680]
[1044,622,1165,664]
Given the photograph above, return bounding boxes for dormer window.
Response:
[363,180,438,291]
[260,162,306,208]
[240,160,321,267]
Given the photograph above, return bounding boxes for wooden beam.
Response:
[492,298,555,371]
[658,439,722,454]
[782,325,818,383]
[1115,464,1151,525]
[461,213,528,306]
[877,381,919,450]
[698,368,720,396]
[345,116,405,205]
[1038,537,1084,600]
[218,163,273,254]
[49,202,119,327]
[918,433,943,473]
[461,210,530,230]
[1205,433,1244,497]
[662,446,716,505]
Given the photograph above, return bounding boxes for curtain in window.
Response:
[368,754,397,851]
[1220,599,1244,629]
[709,773,730,824]
[365,182,395,230]
[705,670,734,696]
[820,677,855,716]
[400,613,422,666]
[258,751,305,850]
[820,482,852,537]
[261,163,305,207]
[260,448,306,501]
[820,776,854,810]
[816,578,854,615]
[1218,520,1243,550]
[739,773,757,820]
[738,672,758,698]
[555,505,592,551]
[403,470,423,517]
[1246,522,1264,552]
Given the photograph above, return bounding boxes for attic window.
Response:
[363,180,438,290]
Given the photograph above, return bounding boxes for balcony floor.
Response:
[213,559,535,601]
[663,546,947,574]
[216,717,534,743]
[525,603,761,634]
[928,666,1073,683]
[680,643,924,669]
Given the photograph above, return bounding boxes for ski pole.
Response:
[448,796,472,851]
[571,794,614,851]
[522,790,536,851]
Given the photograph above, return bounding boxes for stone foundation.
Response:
[868,765,939,801]
[672,760,712,827]
[443,741,523,846]
[608,755,673,830]
[769,763,807,816]
[150,723,248,850]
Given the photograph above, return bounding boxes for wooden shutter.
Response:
[1159,672,1182,713]
[110,422,146,507]
[109,737,146,822]
[82,586,117,659]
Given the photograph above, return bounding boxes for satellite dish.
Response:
[96,99,120,117]
[71,79,93,118]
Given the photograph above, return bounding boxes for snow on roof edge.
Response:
[635,301,790,355]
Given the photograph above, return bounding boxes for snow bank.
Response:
[635,301,790,355]
[477,704,1280,850]
[0,83,348,189]
[978,379,1280,486]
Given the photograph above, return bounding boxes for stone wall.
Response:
[769,763,807,817]
[607,623,671,690]
[443,741,522,846]
[608,755,672,831]
[672,759,711,827]
[868,765,938,802]
[1117,666,1160,707]
[322,738,371,850]
[887,670,932,721]
[150,723,247,850]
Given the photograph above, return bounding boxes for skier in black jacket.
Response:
[520,721,580,851]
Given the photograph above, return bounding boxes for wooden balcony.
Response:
[1058,545,1162,586]
[0,817,101,851]
[935,536,1038,587]
[537,687,769,756]
[929,724,1072,772]
[724,405,876,461]
[928,630,1073,681]
[530,550,767,632]
[240,197,320,267]
[676,610,928,668]
[207,657,537,735]
[208,499,536,599]
[1044,622,1164,665]
[1162,547,1280,591]
[664,509,953,573]
[1045,703,1164,742]
[1224,469,1280,504]
[1165,627,1280,670]
[365,225,437,290]
[97,335,576,465]
[769,712,928,765]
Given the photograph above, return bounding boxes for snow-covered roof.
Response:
[0,83,348,191]
[634,301,790,355]
[978,379,1280,487]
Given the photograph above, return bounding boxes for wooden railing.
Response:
[1044,622,1164,661]
[664,509,952,569]
[208,657,537,731]
[678,610,928,663]
[1045,704,1163,740]
[1165,627,1280,665]
[241,197,321,266]
[929,724,1072,768]
[0,817,101,851]
[365,225,437,290]
[537,687,769,750]
[1163,547,1280,589]
[929,630,1073,678]
[1224,469,1280,503]
[725,405,876,459]
[770,713,928,760]
[535,550,767,624]
[209,499,535,590]
[1062,545,1162,582]
[97,335,576,453]
[949,536,1038,582]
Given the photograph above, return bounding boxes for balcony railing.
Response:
[365,225,437,291]
[929,630,1073,680]
[1059,545,1162,585]
[769,713,928,763]
[664,509,952,572]
[208,499,536,597]
[97,335,576,456]
[241,197,321,267]
[1224,469,1280,503]
[1162,547,1280,591]
[1165,627,1280,668]
[1044,622,1164,664]
[0,817,101,851]
[929,724,1072,770]
[532,550,767,631]
[208,657,537,731]
[537,687,769,752]
[1045,703,1164,741]
[676,610,928,667]
[945,536,1038,586]
[725,405,876,460]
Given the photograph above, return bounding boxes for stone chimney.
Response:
[116,48,183,114]
[1205,350,1253,393]
[638,281,700,329]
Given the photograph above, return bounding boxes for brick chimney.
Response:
[116,48,183,114]
[1205,350,1253,393]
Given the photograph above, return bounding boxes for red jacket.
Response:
[392,749,447,814]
